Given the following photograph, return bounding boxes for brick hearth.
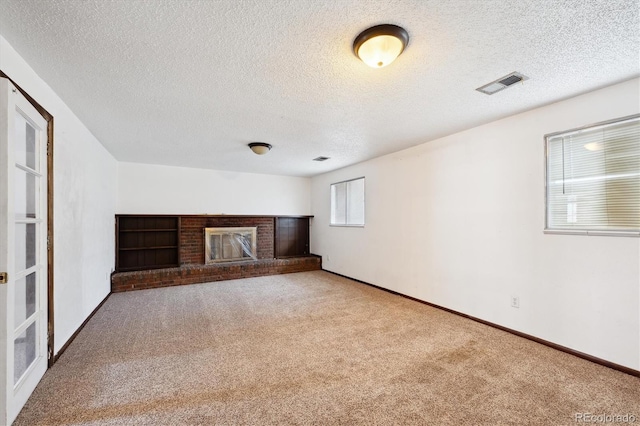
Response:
[112,256,322,292]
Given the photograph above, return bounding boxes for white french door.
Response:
[0,78,48,425]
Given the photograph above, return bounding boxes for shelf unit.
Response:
[275,217,309,258]
[116,215,180,272]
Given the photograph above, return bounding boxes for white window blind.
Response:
[545,115,640,234]
[331,177,365,226]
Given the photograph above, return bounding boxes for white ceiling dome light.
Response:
[353,24,409,68]
[248,142,272,155]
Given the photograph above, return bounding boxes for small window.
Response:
[331,177,365,226]
[545,114,640,235]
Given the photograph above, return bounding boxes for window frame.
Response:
[543,113,640,237]
[330,176,365,227]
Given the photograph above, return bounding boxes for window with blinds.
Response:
[330,177,365,226]
[545,114,640,235]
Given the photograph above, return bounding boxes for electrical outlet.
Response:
[326,255,330,262]
[511,296,520,309]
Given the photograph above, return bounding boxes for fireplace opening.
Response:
[204,227,258,264]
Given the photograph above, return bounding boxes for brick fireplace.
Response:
[180,216,274,264]
[111,215,321,292]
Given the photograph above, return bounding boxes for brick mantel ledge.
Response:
[111,256,321,292]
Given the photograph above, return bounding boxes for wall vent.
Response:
[476,72,528,95]
[313,156,330,161]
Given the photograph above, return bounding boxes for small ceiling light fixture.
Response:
[353,24,409,68]
[248,142,272,155]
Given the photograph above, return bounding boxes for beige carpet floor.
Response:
[15,271,640,425]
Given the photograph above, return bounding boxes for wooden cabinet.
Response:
[116,216,180,272]
[275,217,309,258]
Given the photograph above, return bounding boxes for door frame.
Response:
[0,71,55,368]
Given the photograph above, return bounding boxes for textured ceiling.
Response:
[1,0,638,177]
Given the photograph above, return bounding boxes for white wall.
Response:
[311,78,640,370]
[1,35,118,353]
[118,162,310,215]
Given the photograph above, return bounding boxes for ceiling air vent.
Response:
[476,72,528,95]
[313,156,330,161]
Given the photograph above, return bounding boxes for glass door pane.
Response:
[14,168,37,219]
[14,272,36,326]
[14,223,36,271]
[14,113,38,170]
[14,323,37,384]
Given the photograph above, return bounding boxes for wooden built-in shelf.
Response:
[117,263,183,272]
[119,229,178,233]
[119,246,178,251]
[116,216,181,272]
[275,217,309,258]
